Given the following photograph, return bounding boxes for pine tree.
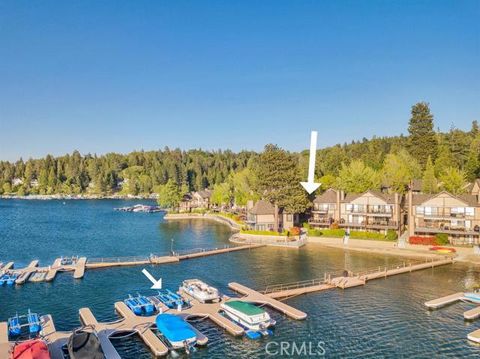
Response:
[408,102,437,168]
[254,144,310,230]
[422,156,438,194]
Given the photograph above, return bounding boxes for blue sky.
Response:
[0,1,478,161]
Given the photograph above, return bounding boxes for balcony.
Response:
[415,226,480,236]
[308,218,334,227]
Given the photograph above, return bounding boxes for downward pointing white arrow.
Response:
[300,131,322,194]
[142,268,162,290]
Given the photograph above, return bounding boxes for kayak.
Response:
[10,339,50,359]
[429,246,456,253]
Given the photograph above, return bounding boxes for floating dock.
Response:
[424,292,464,309]
[261,257,454,300]
[0,257,457,355]
[0,244,264,286]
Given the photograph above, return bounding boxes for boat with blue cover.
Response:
[155,313,197,352]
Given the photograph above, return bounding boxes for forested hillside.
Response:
[1,103,479,201]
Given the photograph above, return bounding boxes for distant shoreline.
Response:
[0,194,158,200]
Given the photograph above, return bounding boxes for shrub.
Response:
[289,226,301,236]
[350,231,386,240]
[435,233,450,245]
[409,236,436,245]
[307,228,324,236]
[330,222,339,230]
[386,229,398,241]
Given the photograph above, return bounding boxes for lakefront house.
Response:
[309,189,403,235]
[408,190,480,245]
[246,200,299,232]
[179,189,212,212]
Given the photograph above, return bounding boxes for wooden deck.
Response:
[229,282,308,320]
[424,292,464,309]
[464,306,480,320]
[1,244,264,286]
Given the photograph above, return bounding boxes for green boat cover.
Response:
[224,301,265,316]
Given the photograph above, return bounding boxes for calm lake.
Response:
[1,200,480,358]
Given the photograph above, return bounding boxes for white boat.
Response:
[180,279,220,303]
[221,300,276,334]
[462,292,480,304]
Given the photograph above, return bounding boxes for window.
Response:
[346,204,353,212]
[466,207,474,216]
[424,207,432,215]
[287,214,292,221]
[416,206,424,215]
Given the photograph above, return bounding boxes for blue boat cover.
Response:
[155,314,196,343]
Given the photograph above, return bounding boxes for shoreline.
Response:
[0,194,158,200]
[308,236,480,265]
[163,213,242,231]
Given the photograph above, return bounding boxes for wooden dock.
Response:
[73,257,87,279]
[259,257,454,300]
[464,306,480,320]
[229,282,308,320]
[424,292,464,309]
[1,244,264,286]
[0,322,9,359]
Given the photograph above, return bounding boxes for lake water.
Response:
[1,200,480,358]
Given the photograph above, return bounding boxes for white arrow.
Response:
[300,130,322,194]
[142,268,163,290]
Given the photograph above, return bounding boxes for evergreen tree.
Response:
[157,179,182,209]
[408,102,437,167]
[422,156,438,194]
[253,144,310,230]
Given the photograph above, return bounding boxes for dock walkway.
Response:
[260,257,454,300]
[1,244,264,286]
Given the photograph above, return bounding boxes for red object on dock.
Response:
[10,340,50,359]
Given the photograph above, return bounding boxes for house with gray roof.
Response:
[246,200,299,232]
[408,190,480,245]
[339,190,403,234]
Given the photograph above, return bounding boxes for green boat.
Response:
[221,300,275,333]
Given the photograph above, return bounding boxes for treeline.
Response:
[0,149,255,196]
[1,102,479,200]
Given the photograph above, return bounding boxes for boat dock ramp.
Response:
[0,244,264,286]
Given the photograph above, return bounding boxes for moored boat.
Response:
[67,328,105,359]
[8,314,21,336]
[155,313,197,352]
[462,292,480,304]
[136,293,155,315]
[10,339,50,359]
[124,295,143,315]
[180,279,220,303]
[221,300,275,339]
[27,310,41,334]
